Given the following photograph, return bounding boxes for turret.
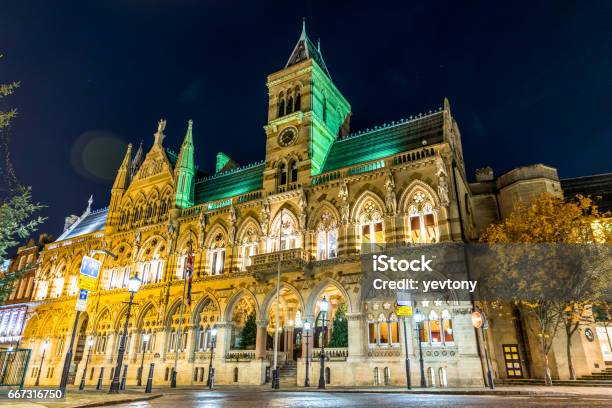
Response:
[109,143,132,225]
[174,120,195,208]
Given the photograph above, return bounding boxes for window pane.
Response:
[379,322,389,344]
[390,322,399,343]
[430,319,441,344]
[443,319,454,342]
[368,322,377,344]
[362,225,371,244]
[328,230,337,258]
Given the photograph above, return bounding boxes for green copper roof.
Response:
[321,110,444,173]
[195,161,264,204]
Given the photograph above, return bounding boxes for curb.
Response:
[68,393,163,408]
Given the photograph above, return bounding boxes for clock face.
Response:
[278,128,297,147]
[585,328,594,342]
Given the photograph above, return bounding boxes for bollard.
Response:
[145,363,154,393]
[96,367,105,390]
[120,364,128,390]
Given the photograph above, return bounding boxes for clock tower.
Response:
[263,21,351,194]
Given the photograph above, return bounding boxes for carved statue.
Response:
[261,198,270,233]
[384,172,397,215]
[134,230,142,247]
[436,159,450,206]
[166,218,179,253]
[339,180,348,202]
[229,205,237,244]
[198,211,208,248]
[298,189,307,229]
[157,119,166,133]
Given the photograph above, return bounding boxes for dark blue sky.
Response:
[1,1,611,237]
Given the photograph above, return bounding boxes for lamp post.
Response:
[472,308,494,389]
[303,320,311,387]
[35,340,49,386]
[207,327,218,390]
[109,275,141,393]
[413,309,426,388]
[137,333,150,386]
[316,296,329,389]
[78,337,94,390]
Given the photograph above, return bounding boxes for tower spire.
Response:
[112,143,133,190]
[174,119,195,208]
[285,19,331,77]
[301,17,307,39]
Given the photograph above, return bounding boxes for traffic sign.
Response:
[79,256,101,291]
[76,289,89,311]
[396,305,413,317]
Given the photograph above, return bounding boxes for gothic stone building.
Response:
[19,26,609,388]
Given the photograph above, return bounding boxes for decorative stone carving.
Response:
[198,211,207,248]
[228,204,237,244]
[261,198,270,234]
[436,160,450,206]
[298,189,307,229]
[384,171,397,215]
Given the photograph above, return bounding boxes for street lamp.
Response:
[316,296,329,389]
[413,309,427,388]
[303,320,311,387]
[207,327,218,390]
[35,340,49,386]
[79,337,94,390]
[137,333,150,386]
[109,275,141,393]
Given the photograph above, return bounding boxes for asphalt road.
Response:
[113,390,612,407]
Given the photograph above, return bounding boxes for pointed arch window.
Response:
[286,96,294,114]
[367,312,400,347]
[209,233,226,275]
[289,159,298,183]
[419,309,454,346]
[269,212,299,252]
[359,200,384,253]
[279,162,287,186]
[408,191,438,243]
[277,93,285,118]
[316,210,338,260]
[294,89,301,112]
[240,227,259,271]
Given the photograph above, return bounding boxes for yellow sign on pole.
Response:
[396,305,413,317]
[78,256,101,292]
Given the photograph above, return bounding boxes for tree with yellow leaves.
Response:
[480,193,611,385]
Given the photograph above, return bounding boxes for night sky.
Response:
[1,1,611,238]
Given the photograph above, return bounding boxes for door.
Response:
[502,344,523,378]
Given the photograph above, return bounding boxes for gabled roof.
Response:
[321,110,445,173]
[56,208,108,241]
[286,20,330,77]
[194,162,264,204]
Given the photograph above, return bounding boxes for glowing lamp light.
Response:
[127,275,142,293]
[42,340,49,350]
[414,309,424,323]
[211,327,218,337]
[319,296,329,313]
[87,337,94,347]
[303,320,311,332]
[142,333,151,342]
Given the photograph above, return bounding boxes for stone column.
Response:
[255,320,268,359]
[285,327,294,360]
[214,321,233,362]
[346,312,364,358]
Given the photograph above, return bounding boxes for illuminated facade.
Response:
[16,24,610,388]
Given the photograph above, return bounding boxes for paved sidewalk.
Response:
[0,389,162,408]
[1,385,610,407]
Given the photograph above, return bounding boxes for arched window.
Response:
[408,190,438,243]
[269,211,299,251]
[209,233,226,275]
[278,94,285,118]
[367,312,399,347]
[294,89,301,111]
[359,200,384,253]
[441,309,454,343]
[289,159,298,183]
[278,162,287,186]
[240,226,259,271]
[420,309,454,346]
[316,210,338,260]
[286,96,294,114]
